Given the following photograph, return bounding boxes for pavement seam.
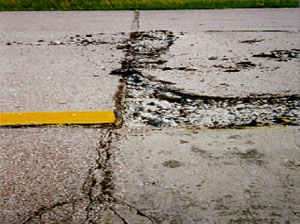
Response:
[80,126,157,223]
[83,128,115,223]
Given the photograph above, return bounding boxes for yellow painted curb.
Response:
[0,111,115,126]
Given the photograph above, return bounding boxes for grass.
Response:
[0,0,298,11]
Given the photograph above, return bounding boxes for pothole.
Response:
[111,30,300,128]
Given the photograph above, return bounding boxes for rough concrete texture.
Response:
[139,9,300,31]
[140,8,300,97]
[150,31,300,97]
[0,12,127,112]
[0,127,100,223]
[116,127,300,223]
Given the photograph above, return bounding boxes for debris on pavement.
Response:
[111,30,300,128]
[253,49,300,62]
[239,39,265,44]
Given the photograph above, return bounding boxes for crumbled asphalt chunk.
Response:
[214,61,256,73]
[63,34,111,46]
[224,68,241,72]
[161,66,197,71]
[163,160,182,168]
[147,118,164,127]
[239,39,265,44]
[236,61,256,68]
[253,49,300,62]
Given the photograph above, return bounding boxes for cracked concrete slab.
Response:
[0,127,101,223]
[0,12,128,223]
[106,8,300,224]
[116,127,300,223]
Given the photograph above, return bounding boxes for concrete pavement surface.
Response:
[0,11,126,112]
[116,127,300,223]
[1,127,100,223]
[1,8,300,224]
[151,31,300,97]
[140,8,300,97]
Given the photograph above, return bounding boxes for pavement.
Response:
[116,127,300,223]
[0,11,125,112]
[1,9,300,224]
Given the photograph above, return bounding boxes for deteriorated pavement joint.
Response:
[0,111,115,126]
[110,30,300,128]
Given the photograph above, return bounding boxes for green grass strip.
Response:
[0,0,298,11]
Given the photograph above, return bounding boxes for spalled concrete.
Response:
[139,9,300,97]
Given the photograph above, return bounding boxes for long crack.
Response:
[81,126,157,224]
[83,128,116,223]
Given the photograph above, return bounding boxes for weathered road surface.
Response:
[1,9,300,224]
[0,11,127,223]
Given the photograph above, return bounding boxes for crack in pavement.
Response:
[119,201,157,224]
[20,127,122,224]
[81,127,156,224]
[110,30,300,128]
[82,128,115,224]
[10,25,300,224]
[108,208,129,224]
[22,201,72,224]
